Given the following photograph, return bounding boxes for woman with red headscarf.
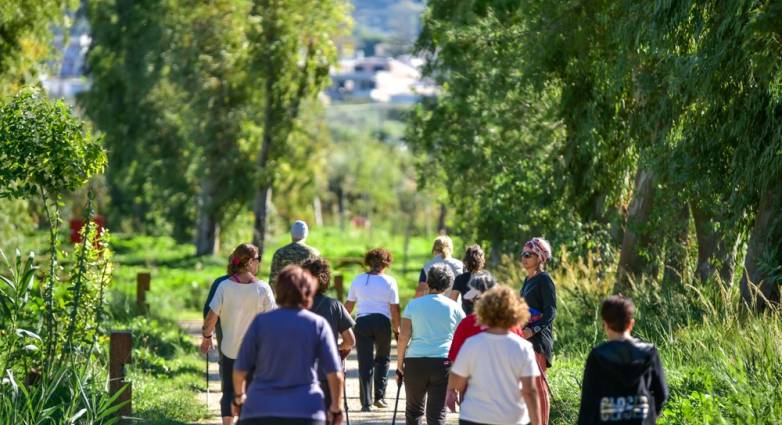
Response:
[519,237,556,425]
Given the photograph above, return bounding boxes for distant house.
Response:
[41,16,91,102]
[327,55,436,104]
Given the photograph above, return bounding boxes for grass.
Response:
[5,217,779,424]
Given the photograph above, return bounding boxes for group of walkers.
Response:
[199,221,669,425]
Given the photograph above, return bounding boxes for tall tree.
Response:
[247,0,349,253]
[81,0,195,237]
[169,0,254,255]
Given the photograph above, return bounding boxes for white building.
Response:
[327,56,436,104]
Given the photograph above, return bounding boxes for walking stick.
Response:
[342,361,350,425]
[391,370,403,425]
[205,348,210,407]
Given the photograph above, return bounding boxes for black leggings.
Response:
[219,354,236,417]
[354,313,392,406]
[403,357,450,425]
[239,418,325,425]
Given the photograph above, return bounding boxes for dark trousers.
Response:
[219,354,236,417]
[403,357,450,425]
[354,313,391,407]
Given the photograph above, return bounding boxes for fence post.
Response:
[334,274,344,303]
[109,331,132,419]
[136,272,150,314]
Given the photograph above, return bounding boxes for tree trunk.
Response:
[614,168,656,292]
[692,203,740,286]
[313,196,323,227]
[337,186,346,231]
[195,180,219,256]
[740,185,782,310]
[252,185,272,257]
[662,204,689,288]
[437,203,447,233]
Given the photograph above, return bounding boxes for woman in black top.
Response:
[450,244,485,314]
[520,237,556,425]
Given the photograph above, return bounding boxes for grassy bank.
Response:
[535,256,782,425]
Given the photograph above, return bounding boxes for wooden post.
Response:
[109,331,132,419]
[136,272,150,314]
[334,274,344,303]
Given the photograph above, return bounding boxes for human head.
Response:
[300,257,331,294]
[275,265,317,309]
[291,220,309,242]
[431,235,454,258]
[227,243,260,275]
[601,295,635,333]
[462,271,497,302]
[475,285,530,329]
[364,248,393,273]
[426,263,454,293]
[521,237,552,271]
[462,244,485,273]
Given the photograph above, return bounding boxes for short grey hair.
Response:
[291,220,309,241]
[427,263,454,292]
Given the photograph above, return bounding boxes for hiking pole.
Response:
[342,359,350,425]
[205,348,210,408]
[391,370,403,425]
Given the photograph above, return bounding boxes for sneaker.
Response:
[374,399,388,408]
[361,405,372,412]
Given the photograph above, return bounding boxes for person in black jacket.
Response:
[577,296,669,425]
[519,237,556,425]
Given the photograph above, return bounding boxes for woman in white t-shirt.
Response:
[448,285,542,425]
[344,248,401,412]
[200,243,276,425]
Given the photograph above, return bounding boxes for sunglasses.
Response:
[520,251,537,259]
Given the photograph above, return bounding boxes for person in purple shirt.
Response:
[232,265,345,425]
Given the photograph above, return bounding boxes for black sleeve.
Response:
[203,276,227,318]
[533,275,557,332]
[419,268,427,283]
[650,348,669,417]
[576,351,599,425]
[452,273,468,295]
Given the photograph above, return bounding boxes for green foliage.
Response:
[0,0,75,97]
[491,255,782,424]
[0,87,106,199]
[410,0,782,293]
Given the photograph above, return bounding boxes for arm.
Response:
[390,304,401,335]
[521,376,541,425]
[339,328,355,352]
[446,372,468,412]
[414,282,427,298]
[415,268,427,298]
[448,290,460,301]
[326,371,345,425]
[525,277,557,337]
[231,368,248,415]
[344,300,355,314]
[199,310,219,353]
[396,318,412,374]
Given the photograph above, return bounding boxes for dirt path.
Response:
[179,320,458,425]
